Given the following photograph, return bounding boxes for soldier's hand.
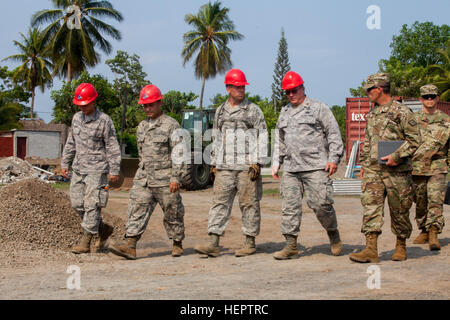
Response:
[109,175,120,183]
[169,182,180,193]
[272,164,280,180]
[248,164,261,181]
[360,168,364,179]
[325,162,338,176]
[210,166,217,183]
[380,155,399,167]
[61,168,70,178]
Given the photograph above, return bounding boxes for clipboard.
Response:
[378,140,405,165]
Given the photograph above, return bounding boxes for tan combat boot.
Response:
[172,240,184,257]
[93,222,114,252]
[273,235,299,260]
[194,234,220,257]
[72,231,93,254]
[413,229,429,244]
[327,229,342,256]
[109,235,140,260]
[349,232,379,263]
[235,235,257,257]
[428,226,441,251]
[391,237,407,261]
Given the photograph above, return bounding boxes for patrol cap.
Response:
[363,73,390,91]
[420,84,438,96]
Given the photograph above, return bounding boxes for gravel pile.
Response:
[0,178,125,254]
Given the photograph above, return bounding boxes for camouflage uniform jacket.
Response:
[412,109,450,176]
[211,98,267,171]
[360,99,419,172]
[274,97,344,172]
[61,109,121,175]
[133,114,184,187]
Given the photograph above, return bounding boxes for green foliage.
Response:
[117,132,138,158]
[182,1,243,108]
[51,71,120,126]
[424,43,450,101]
[330,105,346,147]
[161,90,198,118]
[0,66,30,130]
[271,28,291,111]
[390,21,449,67]
[31,0,123,82]
[3,28,53,118]
[350,21,449,98]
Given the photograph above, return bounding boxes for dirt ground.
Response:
[0,177,449,300]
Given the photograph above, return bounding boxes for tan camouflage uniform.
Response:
[208,98,267,236]
[274,97,344,236]
[412,84,449,233]
[360,74,419,238]
[62,108,121,234]
[125,114,185,240]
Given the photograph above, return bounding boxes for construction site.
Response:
[0,155,448,300]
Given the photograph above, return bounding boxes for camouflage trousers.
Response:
[208,169,262,237]
[412,174,446,233]
[125,184,185,241]
[361,167,413,238]
[280,170,338,236]
[70,171,108,234]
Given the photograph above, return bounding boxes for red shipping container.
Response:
[345,98,450,164]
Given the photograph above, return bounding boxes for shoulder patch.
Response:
[409,119,417,126]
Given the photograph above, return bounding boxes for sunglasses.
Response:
[285,87,301,95]
[421,94,437,100]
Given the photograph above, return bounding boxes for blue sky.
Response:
[1,0,449,122]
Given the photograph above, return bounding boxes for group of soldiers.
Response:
[61,69,448,263]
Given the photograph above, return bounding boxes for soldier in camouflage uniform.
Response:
[61,83,121,254]
[109,85,186,260]
[271,71,344,260]
[194,69,267,258]
[349,73,420,263]
[411,84,449,251]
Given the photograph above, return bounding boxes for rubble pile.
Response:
[0,157,40,184]
[0,178,125,252]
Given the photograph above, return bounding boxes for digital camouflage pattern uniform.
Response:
[274,97,344,236]
[359,74,420,238]
[208,98,267,237]
[61,108,121,234]
[412,84,449,234]
[125,114,185,240]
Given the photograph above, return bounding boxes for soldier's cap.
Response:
[420,84,438,96]
[363,73,390,91]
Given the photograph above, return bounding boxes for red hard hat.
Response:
[282,71,304,90]
[138,85,163,104]
[73,83,98,106]
[224,69,250,86]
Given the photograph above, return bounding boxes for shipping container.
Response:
[345,98,450,164]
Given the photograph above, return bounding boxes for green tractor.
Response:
[180,109,216,190]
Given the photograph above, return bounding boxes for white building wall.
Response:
[14,131,61,159]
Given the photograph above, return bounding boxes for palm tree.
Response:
[3,28,53,119]
[31,0,123,82]
[425,43,450,101]
[182,1,243,109]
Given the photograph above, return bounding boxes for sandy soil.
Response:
[0,177,449,300]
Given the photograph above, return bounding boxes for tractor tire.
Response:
[181,163,211,190]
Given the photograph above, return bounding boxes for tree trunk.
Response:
[199,76,206,110]
[67,62,72,83]
[31,87,36,119]
[120,87,128,154]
